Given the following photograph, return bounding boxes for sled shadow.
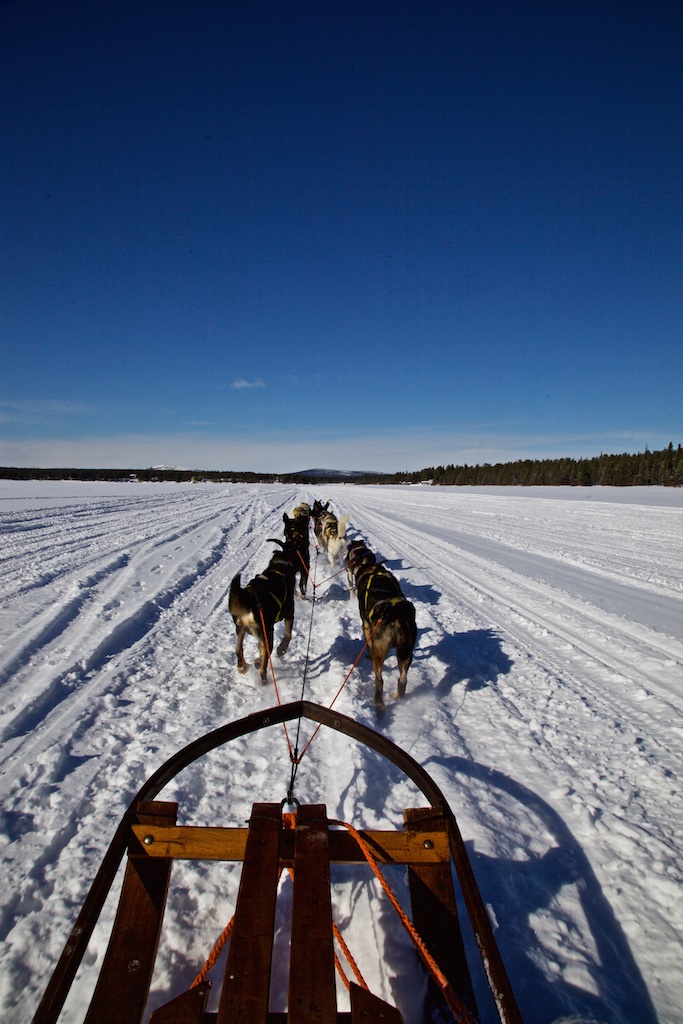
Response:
[420,754,659,1024]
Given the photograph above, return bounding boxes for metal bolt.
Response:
[423,839,434,850]
[143,834,154,846]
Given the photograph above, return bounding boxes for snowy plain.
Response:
[0,480,681,1024]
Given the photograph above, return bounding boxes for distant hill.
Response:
[293,468,381,479]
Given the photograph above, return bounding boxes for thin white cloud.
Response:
[231,379,265,390]
[0,399,93,424]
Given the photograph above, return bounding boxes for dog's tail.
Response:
[229,572,248,616]
[338,514,350,538]
[386,600,418,655]
[398,609,418,660]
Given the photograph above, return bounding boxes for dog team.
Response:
[229,500,417,707]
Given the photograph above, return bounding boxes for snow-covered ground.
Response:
[0,480,681,1024]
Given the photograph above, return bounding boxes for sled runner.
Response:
[31,701,523,1024]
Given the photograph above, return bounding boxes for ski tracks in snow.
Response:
[0,482,681,1023]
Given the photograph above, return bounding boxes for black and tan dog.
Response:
[351,559,417,707]
[283,511,310,597]
[229,538,298,682]
[345,537,376,590]
[311,499,329,543]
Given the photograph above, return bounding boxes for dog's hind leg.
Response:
[256,638,268,682]
[256,625,275,682]
[234,624,249,674]
[370,637,392,708]
[299,553,309,597]
[276,614,293,657]
[391,615,417,700]
[392,653,412,700]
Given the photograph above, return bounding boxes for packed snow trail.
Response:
[0,481,681,1024]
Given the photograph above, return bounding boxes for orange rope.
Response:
[190,916,234,989]
[190,887,368,995]
[332,919,369,991]
[258,605,296,762]
[296,548,315,585]
[330,819,478,1024]
[295,616,384,764]
[311,563,349,589]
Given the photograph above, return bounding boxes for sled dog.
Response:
[311,500,349,565]
[283,511,310,597]
[345,537,376,590]
[350,560,417,707]
[229,538,298,682]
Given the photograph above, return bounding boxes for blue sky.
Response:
[2,0,681,473]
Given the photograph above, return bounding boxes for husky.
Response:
[321,512,349,566]
[229,538,298,682]
[291,502,310,518]
[310,499,329,544]
[311,504,349,567]
[345,537,376,590]
[282,512,310,597]
[350,560,417,707]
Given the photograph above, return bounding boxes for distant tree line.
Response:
[381,443,683,487]
[0,466,277,484]
[1,443,681,486]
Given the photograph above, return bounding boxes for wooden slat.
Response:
[131,824,449,865]
[404,808,479,1021]
[216,803,282,1024]
[176,1008,357,1022]
[288,805,337,1024]
[83,801,178,1024]
[148,980,211,1023]
[349,982,404,1023]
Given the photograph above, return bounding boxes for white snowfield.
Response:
[0,480,681,1024]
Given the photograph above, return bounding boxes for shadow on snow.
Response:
[422,754,659,1024]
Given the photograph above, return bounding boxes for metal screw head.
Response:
[143,834,155,846]
[423,839,434,850]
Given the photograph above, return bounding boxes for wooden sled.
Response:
[31,701,523,1024]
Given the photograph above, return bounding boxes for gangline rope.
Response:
[257,527,383,805]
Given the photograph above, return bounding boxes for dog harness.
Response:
[357,564,407,624]
[251,565,290,621]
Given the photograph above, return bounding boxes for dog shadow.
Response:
[401,580,441,607]
[417,754,659,1024]
[335,617,512,709]
[372,561,441,606]
[415,628,514,697]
